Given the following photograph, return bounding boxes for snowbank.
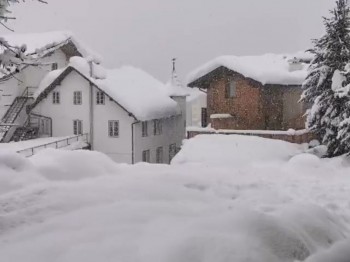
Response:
[187,53,310,86]
[1,135,350,262]
[173,134,306,166]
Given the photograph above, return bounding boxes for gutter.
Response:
[131,121,139,164]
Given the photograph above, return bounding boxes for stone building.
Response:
[187,53,312,131]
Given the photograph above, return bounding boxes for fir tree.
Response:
[302,0,350,157]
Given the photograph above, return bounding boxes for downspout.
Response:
[88,61,94,150]
[131,122,137,164]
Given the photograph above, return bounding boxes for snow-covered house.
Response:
[28,57,186,164]
[187,53,312,131]
[0,31,93,142]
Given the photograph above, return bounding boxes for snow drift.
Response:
[0,135,350,262]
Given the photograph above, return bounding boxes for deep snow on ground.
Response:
[1,135,350,262]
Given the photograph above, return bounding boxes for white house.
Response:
[29,57,186,164]
[0,31,94,142]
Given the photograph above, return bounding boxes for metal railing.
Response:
[16,133,89,158]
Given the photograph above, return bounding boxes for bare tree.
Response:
[0,0,47,76]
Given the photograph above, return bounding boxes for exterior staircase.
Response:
[11,126,39,142]
[0,87,36,142]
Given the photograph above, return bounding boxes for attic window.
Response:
[226,80,237,98]
[51,63,58,71]
[52,91,60,104]
[96,91,105,105]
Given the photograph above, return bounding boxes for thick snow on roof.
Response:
[163,81,190,97]
[0,31,72,54]
[0,31,101,60]
[187,52,311,86]
[96,66,180,121]
[36,57,180,121]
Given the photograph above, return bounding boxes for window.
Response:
[169,143,177,162]
[96,91,105,105]
[52,91,60,104]
[73,120,83,135]
[142,121,148,137]
[73,91,82,105]
[108,120,119,137]
[226,80,236,98]
[51,63,58,71]
[153,119,162,135]
[156,147,163,163]
[142,150,150,163]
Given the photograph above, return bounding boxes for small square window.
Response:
[153,119,162,135]
[52,91,60,104]
[96,91,105,105]
[51,63,58,71]
[142,150,150,163]
[142,121,148,137]
[74,91,82,105]
[156,147,163,163]
[108,121,119,137]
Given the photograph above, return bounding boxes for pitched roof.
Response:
[0,31,98,59]
[187,52,313,86]
[34,57,181,121]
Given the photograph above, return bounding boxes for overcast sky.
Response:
[0,0,334,82]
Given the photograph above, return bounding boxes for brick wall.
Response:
[205,68,306,131]
[207,70,266,130]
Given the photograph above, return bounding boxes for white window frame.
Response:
[96,91,105,105]
[108,120,119,138]
[142,121,148,137]
[153,119,162,135]
[226,80,237,98]
[156,147,163,163]
[73,91,82,105]
[52,91,60,104]
[73,120,83,135]
[142,150,150,163]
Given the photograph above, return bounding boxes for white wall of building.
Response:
[0,49,69,120]
[133,116,181,164]
[32,70,136,164]
[186,89,207,127]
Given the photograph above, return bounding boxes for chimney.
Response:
[288,57,303,72]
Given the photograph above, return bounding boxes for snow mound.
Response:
[30,149,119,181]
[172,134,304,166]
[187,52,310,86]
[1,136,350,262]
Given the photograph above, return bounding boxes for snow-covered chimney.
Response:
[288,57,303,72]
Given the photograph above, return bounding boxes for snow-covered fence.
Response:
[16,133,90,157]
[187,127,315,144]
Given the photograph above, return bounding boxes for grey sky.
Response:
[1,0,334,82]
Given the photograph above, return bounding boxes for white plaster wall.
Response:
[0,49,69,120]
[32,71,134,164]
[19,49,68,90]
[92,88,134,164]
[0,77,19,119]
[133,116,183,164]
[186,92,207,127]
[32,71,90,137]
